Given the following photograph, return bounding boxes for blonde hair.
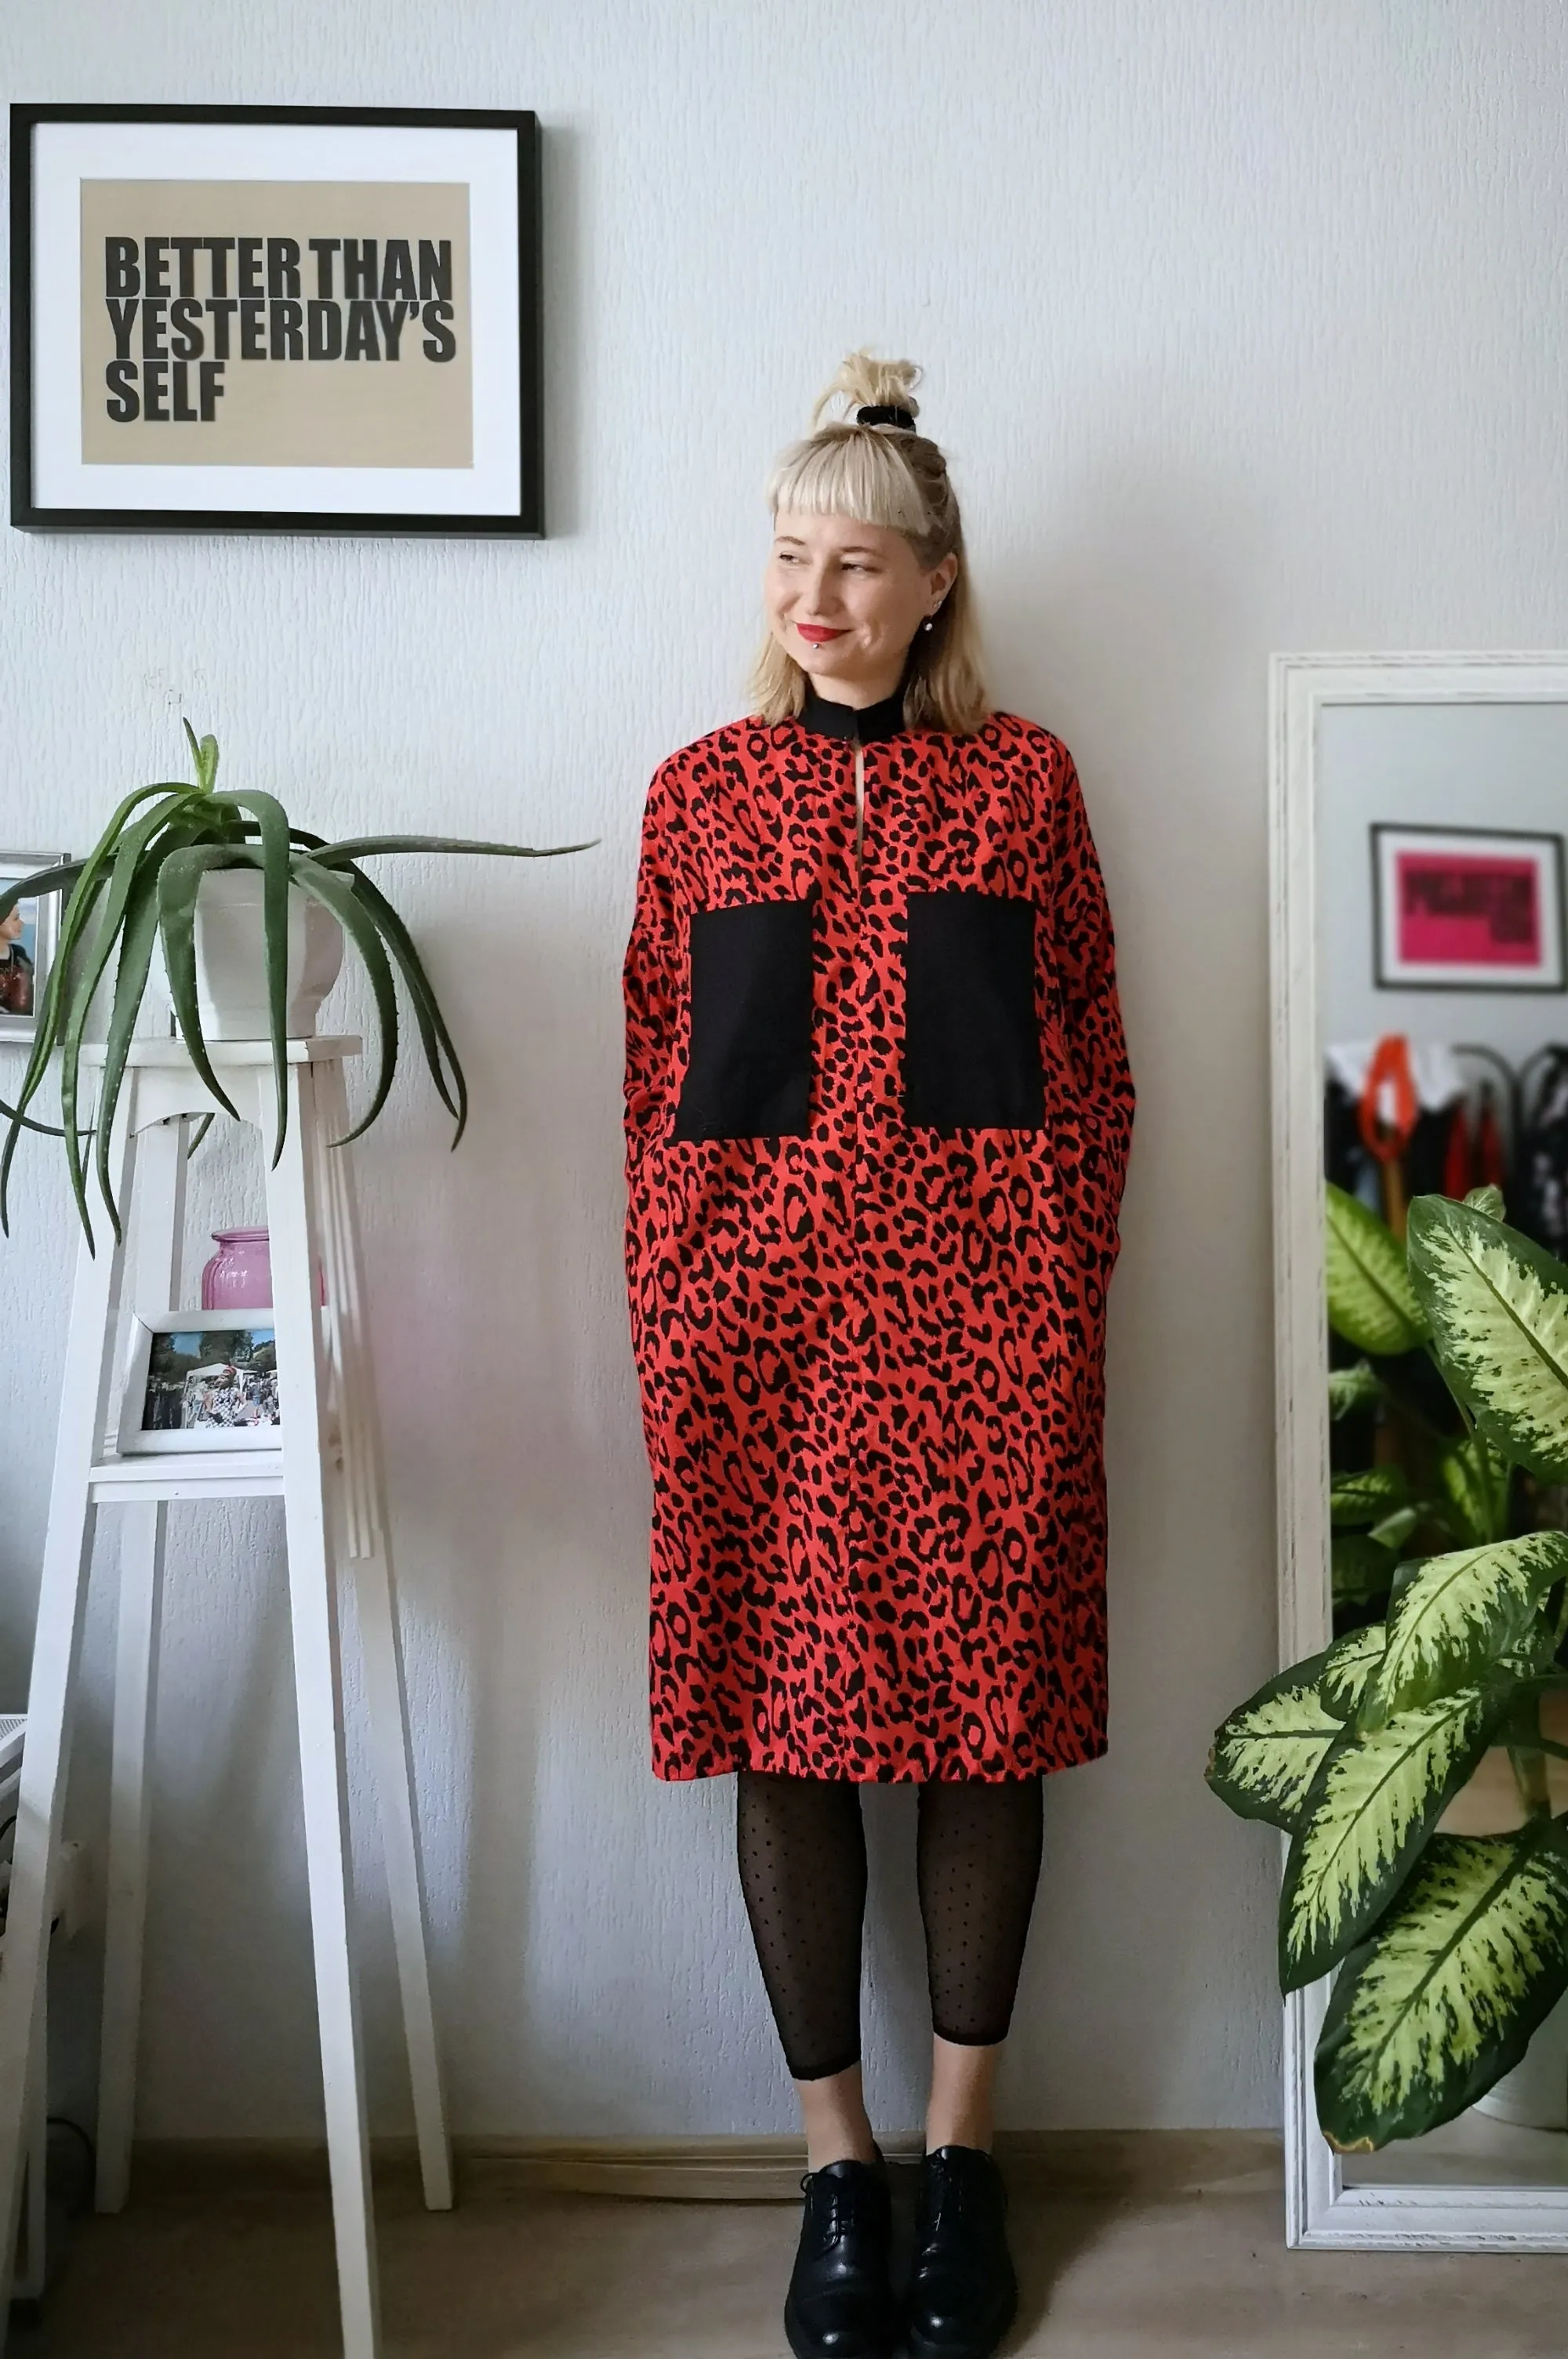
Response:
[750,352,989,735]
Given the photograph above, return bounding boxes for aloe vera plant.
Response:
[1209,1184,1568,2150]
[0,724,592,1250]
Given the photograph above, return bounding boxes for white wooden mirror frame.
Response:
[1272,651,1568,2252]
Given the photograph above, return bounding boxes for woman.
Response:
[623,354,1134,2359]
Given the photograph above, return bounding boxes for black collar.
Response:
[800,681,908,743]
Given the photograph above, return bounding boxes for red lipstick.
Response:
[797,624,847,643]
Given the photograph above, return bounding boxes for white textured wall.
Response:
[2,0,1567,2141]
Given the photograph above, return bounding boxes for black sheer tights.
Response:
[735,1769,1044,2082]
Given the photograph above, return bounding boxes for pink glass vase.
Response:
[201,1227,272,1310]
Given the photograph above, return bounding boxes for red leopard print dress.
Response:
[623,686,1134,1783]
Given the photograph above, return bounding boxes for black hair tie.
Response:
[855,404,916,431]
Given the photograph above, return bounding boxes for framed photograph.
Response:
[10,103,542,535]
[0,853,67,1039]
[1371,822,1566,991]
[118,1313,281,1454]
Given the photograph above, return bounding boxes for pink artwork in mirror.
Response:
[1373,825,1566,990]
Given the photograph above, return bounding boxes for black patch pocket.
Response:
[672,895,817,1141]
[903,891,1045,1131]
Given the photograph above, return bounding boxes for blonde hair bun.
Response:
[812,350,923,430]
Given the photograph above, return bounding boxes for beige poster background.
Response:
[79,180,473,468]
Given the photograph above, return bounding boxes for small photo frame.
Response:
[119,1313,281,1454]
[1371,824,1567,992]
[0,855,67,1039]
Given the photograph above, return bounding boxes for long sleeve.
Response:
[622,758,688,1159]
[1050,752,1134,1242]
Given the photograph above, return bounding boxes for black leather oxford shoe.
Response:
[782,2150,898,2359]
[906,2144,1018,2359]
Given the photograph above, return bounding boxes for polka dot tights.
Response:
[735,1770,1044,2081]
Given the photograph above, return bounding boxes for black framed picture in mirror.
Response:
[1372,822,1566,993]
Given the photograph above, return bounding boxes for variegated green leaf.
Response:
[1330,1467,1409,1528]
[1279,1680,1508,1990]
[1436,1432,1511,1548]
[1367,1504,1421,1554]
[1407,1196,1568,1482]
[1363,1533,1568,1726]
[1332,1530,1397,1604]
[1325,1184,1429,1356]
[1388,1552,1424,1612]
[1465,1184,1506,1221]
[1207,1649,1341,1831]
[1315,1824,1568,2150]
[1320,1627,1388,1722]
[1329,1361,1387,1419]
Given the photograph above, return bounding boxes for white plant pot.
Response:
[184,869,344,1041]
[1474,1989,1568,2129]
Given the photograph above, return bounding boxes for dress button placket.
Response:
[844,739,870,1601]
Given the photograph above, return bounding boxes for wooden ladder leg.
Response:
[267,1059,381,2359]
[0,1500,97,2332]
[0,1108,135,2343]
[93,1500,165,2214]
[96,1114,187,2213]
[13,1970,49,2305]
[316,1062,452,2212]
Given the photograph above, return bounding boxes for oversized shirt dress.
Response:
[623,684,1134,1783]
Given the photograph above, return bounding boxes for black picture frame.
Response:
[10,103,543,536]
[1370,822,1568,993]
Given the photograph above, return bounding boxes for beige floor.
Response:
[23,2160,1568,2359]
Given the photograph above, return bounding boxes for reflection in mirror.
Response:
[1319,699,1568,2194]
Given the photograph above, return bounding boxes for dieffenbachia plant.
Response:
[1322,1182,1514,1606]
[1209,1185,1568,2150]
[0,724,593,1250]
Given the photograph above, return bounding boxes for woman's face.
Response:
[0,908,22,947]
[765,510,958,703]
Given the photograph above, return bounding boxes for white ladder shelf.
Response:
[0,1718,45,2314]
[0,1036,452,2357]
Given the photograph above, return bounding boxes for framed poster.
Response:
[1370,822,1566,991]
[9,103,542,535]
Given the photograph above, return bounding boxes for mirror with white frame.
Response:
[1272,654,1568,2251]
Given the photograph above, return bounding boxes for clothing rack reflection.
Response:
[1324,1033,1568,1251]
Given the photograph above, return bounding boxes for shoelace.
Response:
[800,2169,876,2248]
[920,2158,982,2238]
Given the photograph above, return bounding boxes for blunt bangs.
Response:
[766,430,933,551]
